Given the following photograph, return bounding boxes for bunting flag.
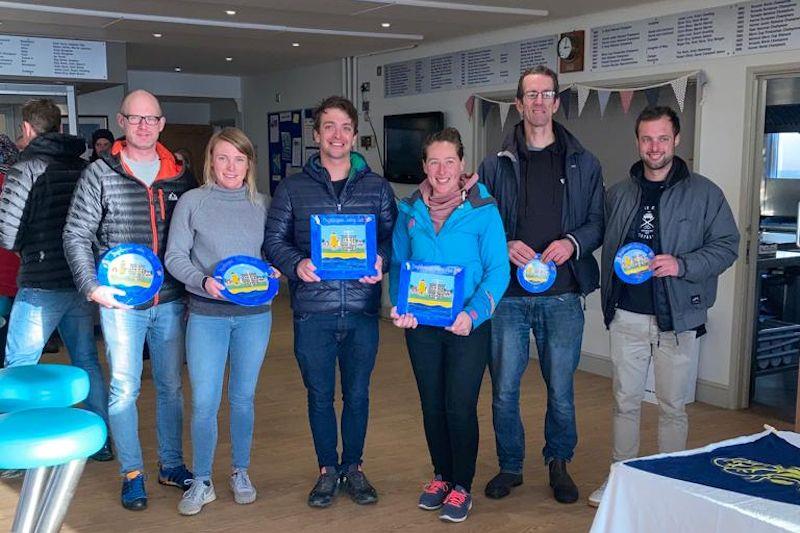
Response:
[597,90,612,118]
[465,95,475,120]
[620,90,634,114]
[577,85,591,117]
[644,87,660,108]
[670,75,689,112]
[498,102,512,130]
[480,99,493,125]
[559,89,571,119]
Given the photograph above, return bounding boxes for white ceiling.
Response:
[0,0,645,76]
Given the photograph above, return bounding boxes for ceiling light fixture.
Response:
[225,9,236,15]
[225,56,233,61]
[292,42,300,47]
[174,66,181,72]
[152,32,162,37]
[381,22,391,28]
[0,2,424,40]
[353,0,547,16]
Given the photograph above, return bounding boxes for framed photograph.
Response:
[396,261,466,327]
[310,214,377,279]
[61,115,109,145]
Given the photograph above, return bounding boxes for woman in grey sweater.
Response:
[165,127,277,516]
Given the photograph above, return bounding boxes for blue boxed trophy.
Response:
[97,244,164,306]
[614,242,655,285]
[310,214,377,280]
[516,255,557,294]
[213,255,279,306]
[396,261,466,328]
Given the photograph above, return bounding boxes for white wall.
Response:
[161,101,211,125]
[241,60,342,192]
[77,85,126,138]
[127,70,241,100]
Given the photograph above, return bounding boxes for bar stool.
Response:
[0,364,105,533]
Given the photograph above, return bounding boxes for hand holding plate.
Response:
[508,240,536,268]
[297,258,321,282]
[390,305,418,329]
[90,285,133,310]
[445,311,473,336]
[359,255,383,284]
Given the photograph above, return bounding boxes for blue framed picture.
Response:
[97,243,164,306]
[213,255,279,306]
[310,214,377,279]
[396,261,466,327]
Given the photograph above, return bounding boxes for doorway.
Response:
[0,83,78,143]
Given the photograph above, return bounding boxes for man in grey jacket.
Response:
[590,106,739,506]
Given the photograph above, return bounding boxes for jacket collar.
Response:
[498,120,585,162]
[629,155,690,188]
[103,139,184,182]
[304,151,371,185]
[19,132,86,161]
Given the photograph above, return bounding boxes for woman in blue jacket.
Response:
[389,127,508,523]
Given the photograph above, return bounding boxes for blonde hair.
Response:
[203,127,261,204]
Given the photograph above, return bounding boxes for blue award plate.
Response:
[214,255,279,306]
[396,261,466,328]
[97,244,164,306]
[516,255,557,294]
[614,242,655,285]
[310,214,377,280]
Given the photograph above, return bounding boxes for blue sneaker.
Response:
[418,475,451,510]
[121,471,147,511]
[439,485,472,523]
[158,463,193,490]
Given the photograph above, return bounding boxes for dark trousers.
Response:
[293,311,379,469]
[405,322,490,492]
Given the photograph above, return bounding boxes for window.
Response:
[765,132,800,179]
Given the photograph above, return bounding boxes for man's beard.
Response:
[643,153,673,172]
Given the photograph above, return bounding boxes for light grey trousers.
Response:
[609,309,697,462]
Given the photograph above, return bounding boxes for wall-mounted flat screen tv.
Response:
[384,112,444,184]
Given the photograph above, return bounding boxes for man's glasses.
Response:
[522,90,557,101]
[122,114,162,126]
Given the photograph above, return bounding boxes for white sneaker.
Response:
[588,478,608,508]
[230,469,257,505]
[178,479,216,516]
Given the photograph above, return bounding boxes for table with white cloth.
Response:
[590,429,800,533]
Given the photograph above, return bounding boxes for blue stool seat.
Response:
[0,364,89,413]
[0,408,106,469]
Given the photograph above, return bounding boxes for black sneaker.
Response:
[548,459,579,504]
[484,471,523,499]
[90,437,114,462]
[308,466,339,508]
[341,465,378,505]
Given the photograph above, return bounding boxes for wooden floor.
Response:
[0,293,787,532]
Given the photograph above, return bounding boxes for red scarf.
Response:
[419,173,479,233]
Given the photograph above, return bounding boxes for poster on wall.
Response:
[302,108,319,165]
[268,110,303,195]
[0,34,108,80]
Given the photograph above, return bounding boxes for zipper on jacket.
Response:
[158,189,166,221]
[146,187,160,306]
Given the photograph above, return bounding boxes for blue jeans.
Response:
[293,311,379,469]
[5,288,108,423]
[186,311,272,480]
[489,293,584,471]
[100,300,186,475]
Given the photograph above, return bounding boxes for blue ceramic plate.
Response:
[516,255,557,294]
[614,242,655,285]
[97,244,164,306]
[213,255,278,306]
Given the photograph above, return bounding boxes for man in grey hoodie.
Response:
[590,106,739,507]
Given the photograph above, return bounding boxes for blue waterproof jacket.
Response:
[390,182,509,329]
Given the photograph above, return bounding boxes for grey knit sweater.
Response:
[165,184,270,314]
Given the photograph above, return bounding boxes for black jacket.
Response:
[478,121,605,296]
[63,140,195,308]
[0,133,87,289]
[264,152,397,314]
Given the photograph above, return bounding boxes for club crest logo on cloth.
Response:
[713,457,800,489]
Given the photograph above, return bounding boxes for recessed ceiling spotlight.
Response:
[174,66,182,72]
[291,42,300,47]
[152,33,162,38]
[381,22,391,28]
[225,57,233,62]
[225,10,236,15]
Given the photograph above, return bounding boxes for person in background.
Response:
[264,95,397,509]
[478,65,604,504]
[90,128,115,162]
[165,128,277,516]
[589,106,739,507]
[0,100,112,463]
[64,89,195,511]
[0,133,20,368]
[389,127,509,523]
